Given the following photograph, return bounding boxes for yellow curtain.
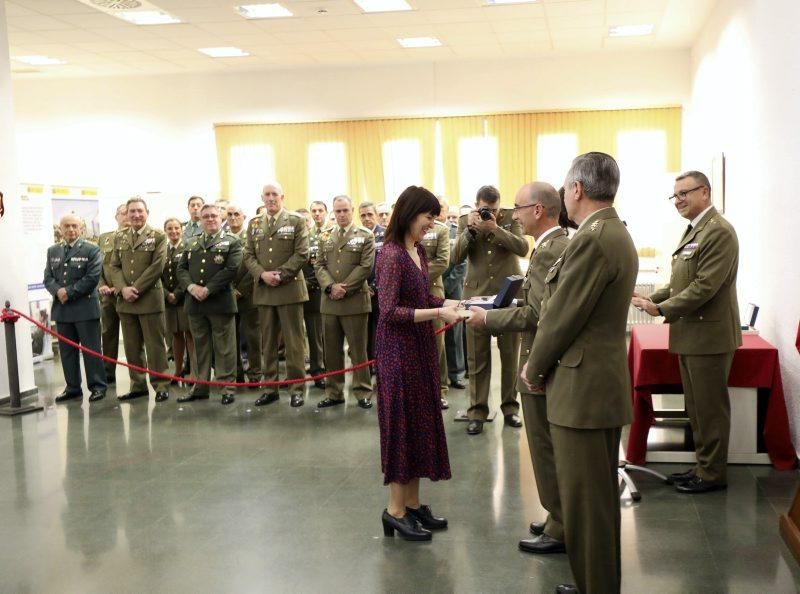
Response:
[215,107,681,210]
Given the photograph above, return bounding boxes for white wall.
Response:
[684,0,800,451]
[11,49,690,227]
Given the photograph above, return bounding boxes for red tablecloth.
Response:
[626,324,797,470]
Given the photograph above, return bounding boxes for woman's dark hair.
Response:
[384,185,441,246]
[558,186,578,231]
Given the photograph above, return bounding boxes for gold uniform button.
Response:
[490,275,494,280]
[201,259,206,263]
[268,248,272,252]
[268,260,273,264]
[699,315,704,320]
[200,269,204,273]
[673,255,677,260]
[487,250,492,255]
[525,349,530,354]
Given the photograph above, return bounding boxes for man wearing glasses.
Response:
[453,185,529,435]
[632,171,741,494]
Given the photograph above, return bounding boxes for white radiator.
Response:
[627,283,658,330]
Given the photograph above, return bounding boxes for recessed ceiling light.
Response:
[484,0,537,5]
[118,10,180,25]
[235,3,293,19]
[354,0,412,13]
[198,47,250,58]
[14,55,67,66]
[608,24,654,37]
[397,37,442,48]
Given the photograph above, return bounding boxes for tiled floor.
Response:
[0,353,798,593]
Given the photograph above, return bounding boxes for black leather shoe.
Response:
[357,398,373,409]
[255,392,279,406]
[88,390,105,402]
[318,397,345,409]
[381,510,432,541]
[440,398,449,410]
[314,379,326,390]
[555,585,578,594]
[177,393,209,403]
[55,390,83,403]
[675,475,727,494]
[155,392,169,402]
[406,505,447,530]
[519,534,566,554]
[290,394,304,407]
[467,420,483,435]
[504,413,523,427]
[118,390,148,401]
[669,468,696,484]
[449,379,466,389]
[530,521,545,536]
[221,394,235,405]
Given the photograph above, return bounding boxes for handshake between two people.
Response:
[436,300,473,325]
[630,291,660,318]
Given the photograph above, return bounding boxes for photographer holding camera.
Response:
[453,185,529,435]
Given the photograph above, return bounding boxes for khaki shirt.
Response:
[315,224,375,316]
[243,209,310,306]
[109,225,167,315]
[649,206,742,355]
[452,209,529,298]
[420,221,451,298]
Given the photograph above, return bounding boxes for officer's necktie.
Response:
[682,223,693,239]
[64,243,71,259]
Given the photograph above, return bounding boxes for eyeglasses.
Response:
[667,186,705,202]
[512,203,541,212]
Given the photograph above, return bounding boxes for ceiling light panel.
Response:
[608,24,654,37]
[14,55,67,66]
[397,36,442,48]
[354,0,412,13]
[235,4,293,19]
[75,0,180,25]
[198,47,250,58]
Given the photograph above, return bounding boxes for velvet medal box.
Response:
[464,275,524,310]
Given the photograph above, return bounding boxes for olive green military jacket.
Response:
[315,224,375,316]
[243,209,309,306]
[421,220,451,299]
[98,230,122,305]
[452,209,529,298]
[177,231,243,316]
[526,208,638,429]
[648,206,742,355]
[162,240,187,306]
[304,224,333,292]
[485,228,569,395]
[109,225,167,315]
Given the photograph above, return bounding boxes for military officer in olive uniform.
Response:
[109,197,170,402]
[97,203,128,384]
[177,205,243,405]
[421,206,451,409]
[227,205,262,385]
[469,182,569,555]
[162,217,195,381]
[633,170,741,495]
[44,214,107,403]
[305,200,332,389]
[243,182,310,408]
[315,195,375,409]
[453,185,528,434]
[523,153,638,594]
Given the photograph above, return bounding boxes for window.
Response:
[458,135,498,205]
[307,142,348,209]
[536,133,578,189]
[382,139,421,204]
[229,144,275,208]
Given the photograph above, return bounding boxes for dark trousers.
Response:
[303,289,325,374]
[551,424,623,594]
[100,300,119,379]
[367,294,379,363]
[57,320,107,394]
[444,322,465,382]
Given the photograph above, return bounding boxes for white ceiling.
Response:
[4,0,714,78]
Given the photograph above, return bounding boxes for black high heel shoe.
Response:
[381,509,432,541]
[405,505,448,530]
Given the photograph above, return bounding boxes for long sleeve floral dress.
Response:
[375,241,452,485]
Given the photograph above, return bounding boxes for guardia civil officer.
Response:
[44,214,107,403]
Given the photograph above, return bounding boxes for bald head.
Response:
[513,181,562,240]
[524,182,561,219]
[59,214,82,243]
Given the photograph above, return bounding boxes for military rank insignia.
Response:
[590,220,599,231]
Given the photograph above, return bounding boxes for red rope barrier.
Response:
[10,307,461,389]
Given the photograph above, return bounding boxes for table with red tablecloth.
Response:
[626,324,796,470]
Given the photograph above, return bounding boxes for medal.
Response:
[214,254,224,264]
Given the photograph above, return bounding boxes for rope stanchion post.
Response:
[0,301,43,416]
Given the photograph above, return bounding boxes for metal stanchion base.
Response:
[0,404,44,416]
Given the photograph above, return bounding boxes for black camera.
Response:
[478,207,494,221]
